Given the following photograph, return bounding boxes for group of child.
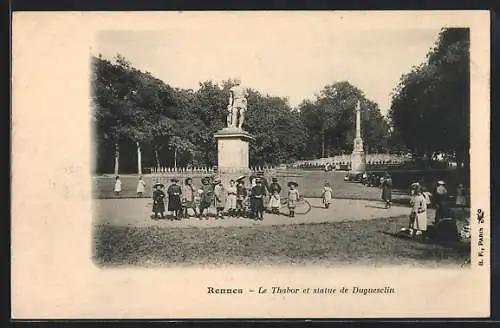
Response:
[145,174,335,220]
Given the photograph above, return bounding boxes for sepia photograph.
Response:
[12,11,490,318]
[92,22,471,268]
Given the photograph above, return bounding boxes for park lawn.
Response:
[93,216,469,267]
[93,171,406,201]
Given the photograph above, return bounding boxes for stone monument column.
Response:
[214,79,254,185]
[350,101,366,174]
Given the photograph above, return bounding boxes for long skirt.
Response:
[382,187,392,202]
[168,195,182,211]
[153,202,165,214]
[411,211,427,231]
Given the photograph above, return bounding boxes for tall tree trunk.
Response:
[154,148,160,171]
[174,147,177,170]
[321,131,325,158]
[114,143,120,175]
[136,141,142,175]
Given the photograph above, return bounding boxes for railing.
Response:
[138,166,304,177]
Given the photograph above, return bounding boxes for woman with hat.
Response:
[152,182,166,219]
[181,177,198,218]
[287,181,300,217]
[213,178,226,219]
[167,178,182,219]
[381,172,392,209]
[198,176,214,219]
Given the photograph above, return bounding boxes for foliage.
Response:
[298,81,390,159]
[389,28,470,167]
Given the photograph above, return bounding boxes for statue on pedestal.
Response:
[227,79,248,129]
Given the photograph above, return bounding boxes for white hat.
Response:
[437,180,446,185]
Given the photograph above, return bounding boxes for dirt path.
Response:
[93,197,432,229]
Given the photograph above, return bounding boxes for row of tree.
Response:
[92,27,469,174]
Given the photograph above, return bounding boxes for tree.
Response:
[389,28,470,167]
[299,81,390,158]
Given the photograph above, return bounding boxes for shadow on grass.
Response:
[93,216,469,268]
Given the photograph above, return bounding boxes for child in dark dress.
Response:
[152,183,166,219]
[167,178,182,219]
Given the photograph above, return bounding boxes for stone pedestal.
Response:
[350,137,366,174]
[214,127,255,185]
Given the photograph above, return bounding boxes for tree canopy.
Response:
[389,27,470,167]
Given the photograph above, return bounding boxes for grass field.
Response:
[93,215,469,267]
[93,170,411,201]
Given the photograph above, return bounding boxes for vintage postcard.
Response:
[11,11,490,318]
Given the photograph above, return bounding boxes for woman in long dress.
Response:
[410,186,427,238]
[114,176,122,197]
[167,178,182,219]
[136,176,146,198]
[381,173,392,208]
[322,182,333,209]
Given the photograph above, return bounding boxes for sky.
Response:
[94,18,441,116]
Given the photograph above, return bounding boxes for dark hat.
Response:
[272,177,278,181]
[171,177,179,182]
[153,183,164,188]
[257,171,264,176]
[288,181,298,187]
